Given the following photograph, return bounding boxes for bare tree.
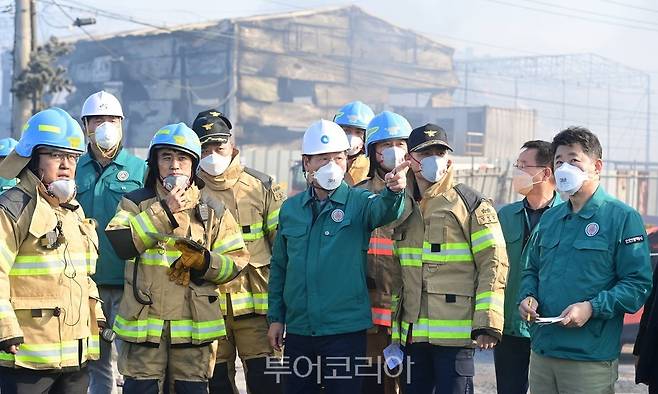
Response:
[12,36,73,113]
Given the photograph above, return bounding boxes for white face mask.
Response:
[420,155,448,183]
[199,153,231,176]
[381,146,406,171]
[512,167,543,196]
[312,161,344,190]
[47,179,77,204]
[93,122,122,150]
[554,162,589,198]
[346,135,364,156]
[162,174,190,191]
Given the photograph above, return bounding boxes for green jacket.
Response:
[75,148,147,286]
[0,177,16,193]
[520,186,653,361]
[268,181,405,336]
[498,194,561,338]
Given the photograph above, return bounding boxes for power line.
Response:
[49,0,222,94]
[483,0,658,33]
[42,1,658,120]
[600,0,658,14]
[523,0,658,28]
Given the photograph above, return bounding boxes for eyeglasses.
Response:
[513,163,545,170]
[39,151,80,163]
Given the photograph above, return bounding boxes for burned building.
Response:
[61,5,459,147]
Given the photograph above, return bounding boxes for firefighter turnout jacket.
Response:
[393,167,509,347]
[105,182,249,345]
[0,170,104,370]
[198,152,284,317]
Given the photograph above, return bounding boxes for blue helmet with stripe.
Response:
[148,122,201,163]
[333,101,375,130]
[365,111,412,157]
[0,138,18,157]
[14,107,85,158]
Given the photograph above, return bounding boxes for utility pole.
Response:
[30,0,36,52]
[11,0,32,139]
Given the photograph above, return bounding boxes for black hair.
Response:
[551,126,602,160]
[521,140,553,169]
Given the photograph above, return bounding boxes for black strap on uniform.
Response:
[243,167,273,190]
[453,183,486,248]
[0,187,31,222]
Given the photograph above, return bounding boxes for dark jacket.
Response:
[634,265,658,385]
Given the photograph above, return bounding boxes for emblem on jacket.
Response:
[117,170,129,181]
[585,222,599,237]
[331,209,344,223]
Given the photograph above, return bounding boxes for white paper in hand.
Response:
[383,343,404,370]
[535,317,565,325]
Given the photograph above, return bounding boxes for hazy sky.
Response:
[16,0,657,75]
[3,0,658,156]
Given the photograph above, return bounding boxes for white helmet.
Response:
[81,91,124,119]
[302,119,350,155]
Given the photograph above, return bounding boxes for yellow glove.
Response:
[167,259,191,286]
[173,240,207,271]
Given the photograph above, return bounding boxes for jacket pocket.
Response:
[108,180,141,195]
[280,225,308,262]
[567,239,612,296]
[188,285,223,344]
[424,265,474,322]
[189,285,220,318]
[503,225,523,245]
[454,348,475,377]
[426,214,445,246]
[247,265,269,294]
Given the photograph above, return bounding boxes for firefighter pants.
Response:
[118,321,213,394]
[0,366,89,394]
[210,299,278,394]
[405,343,474,394]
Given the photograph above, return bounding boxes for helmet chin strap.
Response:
[96,142,120,159]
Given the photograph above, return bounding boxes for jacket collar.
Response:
[572,185,606,219]
[197,150,242,191]
[18,170,76,238]
[516,191,562,213]
[79,147,130,168]
[302,181,349,207]
[422,165,455,200]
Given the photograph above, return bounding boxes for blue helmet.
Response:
[365,111,412,157]
[0,138,18,157]
[148,122,201,163]
[15,107,85,158]
[333,101,375,130]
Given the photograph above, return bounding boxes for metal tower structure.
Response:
[455,53,652,168]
